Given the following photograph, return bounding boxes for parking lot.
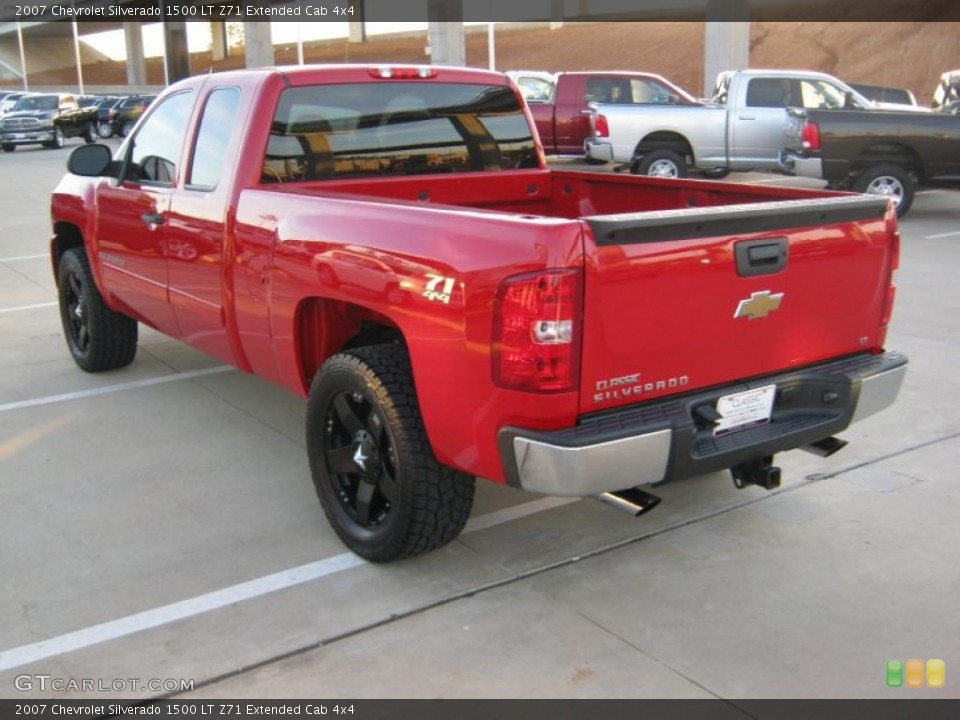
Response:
[1,139,959,701]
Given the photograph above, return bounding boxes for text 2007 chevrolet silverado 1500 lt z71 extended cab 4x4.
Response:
[51,65,906,562]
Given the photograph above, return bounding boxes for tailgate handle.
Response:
[735,238,788,277]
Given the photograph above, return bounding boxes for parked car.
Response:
[95,97,123,138]
[52,64,905,560]
[0,93,98,151]
[0,92,34,118]
[586,69,874,177]
[519,70,698,163]
[107,95,155,137]
[782,106,960,216]
[848,83,925,111]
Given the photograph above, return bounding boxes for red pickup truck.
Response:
[52,64,906,562]
[520,70,699,160]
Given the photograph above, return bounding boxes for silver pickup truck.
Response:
[586,69,872,178]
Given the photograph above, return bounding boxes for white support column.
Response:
[487,22,495,70]
[243,22,275,69]
[348,21,365,43]
[15,21,27,91]
[71,20,85,96]
[124,22,148,86]
[550,0,563,29]
[427,1,465,67]
[210,22,228,62]
[704,0,750,97]
[296,22,304,65]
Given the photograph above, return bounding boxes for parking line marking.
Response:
[0,301,57,314]
[925,231,960,239]
[0,496,580,672]
[0,253,47,262]
[463,496,579,534]
[0,366,235,414]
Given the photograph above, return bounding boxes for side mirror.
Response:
[68,144,113,177]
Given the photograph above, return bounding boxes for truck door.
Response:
[167,86,243,365]
[95,91,194,336]
[728,76,795,169]
[555,75,606,156]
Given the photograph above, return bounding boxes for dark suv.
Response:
[0,93,98,151]
[109,96,156,137]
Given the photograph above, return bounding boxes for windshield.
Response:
[262,82,538,183]
[14,95,58,112]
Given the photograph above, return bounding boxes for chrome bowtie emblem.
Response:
[734,291,784,321]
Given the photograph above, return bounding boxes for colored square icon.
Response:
[906,659,924,688]
[927,659,945,688]
[886,659,903,687]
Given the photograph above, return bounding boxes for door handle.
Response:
[738,115,756,120]
[141,212,165,227]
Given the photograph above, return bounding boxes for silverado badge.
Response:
[734,291,784,320]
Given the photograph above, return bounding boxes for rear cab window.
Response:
[187,87,242,190]
[261,82,538,183]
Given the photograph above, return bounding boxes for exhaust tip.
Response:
[801,436,849,458]
[596,487,662,517]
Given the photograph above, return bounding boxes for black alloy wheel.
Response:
[323,388,400,530]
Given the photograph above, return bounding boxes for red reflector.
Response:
[885,203,901,271]
[801,120,821,150]
[493,269,582,393]
[368,66,438,79]
[595,113,609,138]
[881,283,897,327]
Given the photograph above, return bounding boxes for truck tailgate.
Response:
[579,195,895,414]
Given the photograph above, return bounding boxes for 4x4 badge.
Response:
[734,291,784,320]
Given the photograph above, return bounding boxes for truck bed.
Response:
[256,169,894,417]
[263,168,840,218]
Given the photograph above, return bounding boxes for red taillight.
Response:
[368,66,438,79]
[594,113,609,138]
[801,120,821,150]
[493,269,582,393]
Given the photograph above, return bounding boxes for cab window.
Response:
[745,78,793,108]
[126,91,193,186]
[188,87,241,190]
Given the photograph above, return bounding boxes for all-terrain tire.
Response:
[306,344,475,562]
[58,248,138,372]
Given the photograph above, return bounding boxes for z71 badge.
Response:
[423,274,456,304]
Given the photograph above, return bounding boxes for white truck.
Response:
[586,69,873,178]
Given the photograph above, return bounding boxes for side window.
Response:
[585,78,616,103]
[629,78,679,104]
[188,87,241,190]
[127,91,193,186]
[745,78,792,108]
[799,79,848,109]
